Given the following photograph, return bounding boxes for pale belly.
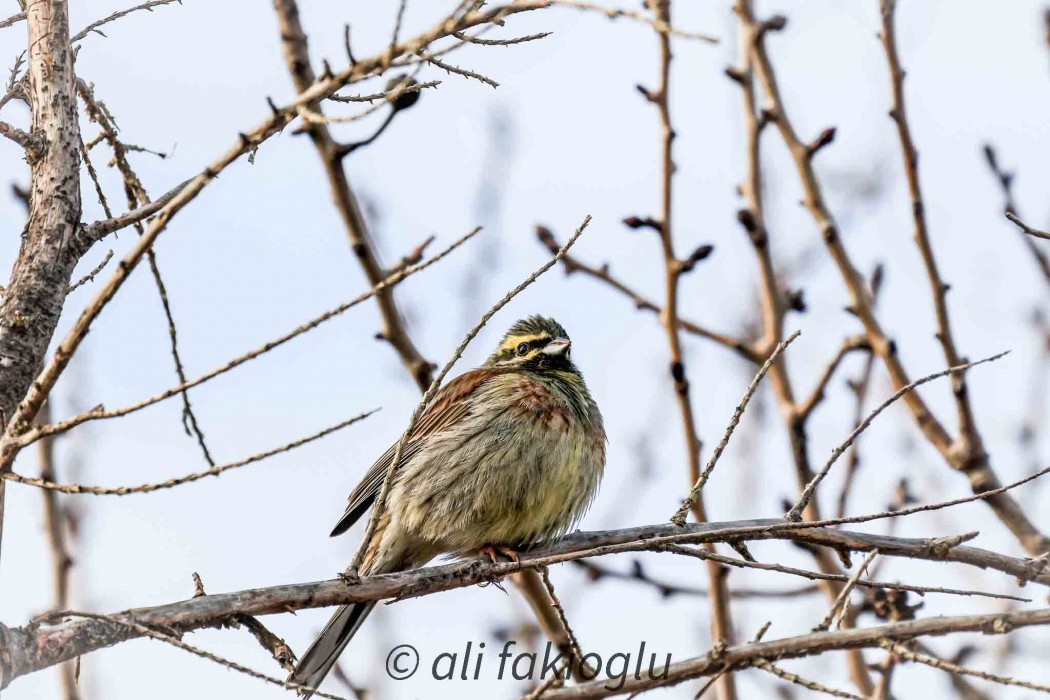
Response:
[391,420,604,555]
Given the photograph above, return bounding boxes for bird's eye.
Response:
[516,342,529,356]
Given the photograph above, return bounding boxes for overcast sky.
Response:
[1,1,1048,698]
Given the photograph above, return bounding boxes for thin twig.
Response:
[77,80,217,467]
[885,640,1050,694]
[535,226,754,360]
[663,543,1024,603]
[835,267,883,518]
[551,0,717,42]
[274,0,439,391]
[643,4,737,696]
[813,551,877,632]
[787,352,1008,522]
[0,120,33,149]
[192,573,297,673]
[751,660,865,699]
[425,55,500,87]
[539,567,586,674]
[452,30,552,46]
[730,5,872,689]
[671,330,800,525]
[56,612,348,700]
[36,403,80,700]
[13,230,478,449]
[78,179,192,245]
[982,144,1050,286]
[1006,211,1050,241]
[797,336,869,420]
[67,250,113,293]
[880,0,982,472]
[574,559,819,599]
[743,1,1050,556]
[4,410,375,495]
[328,79,439,104]
[71,0,182,43]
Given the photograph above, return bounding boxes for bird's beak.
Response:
[542,338,571,356]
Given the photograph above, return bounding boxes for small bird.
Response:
[290,315,606,694]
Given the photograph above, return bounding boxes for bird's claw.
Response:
[478,544,520,564]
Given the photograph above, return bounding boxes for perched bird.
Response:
[290,315,606,694]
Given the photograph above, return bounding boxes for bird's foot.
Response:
[478,544,520,564]
[337,568,361,585]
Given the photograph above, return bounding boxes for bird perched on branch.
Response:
[290,315,606,694]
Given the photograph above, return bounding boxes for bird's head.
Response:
[486,315,575,373]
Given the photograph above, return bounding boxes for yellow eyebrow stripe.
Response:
[498,333,549,352]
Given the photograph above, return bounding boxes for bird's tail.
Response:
[289,600,377,696]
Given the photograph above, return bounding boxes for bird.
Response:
[289,315,606,694]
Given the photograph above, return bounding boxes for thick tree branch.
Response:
[541,607,1050,698]
[3,517,1046,688]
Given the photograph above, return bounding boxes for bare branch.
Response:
[671,330,800,525]
[70,0,183,43]
[739,1,1049,555]
[1006,211,1050,241]
[813,551,877,632]
[4,410,375,495]
[77,179,191,246]
[551,0,717,42]
[0,0,548,476]
[12,229,478,449]
[0,12,25,31]
[66,250,113,293]
[57,612,348,700]
[452,30,552,46]
[879,0,984,483]
[788,352,1008,522]
[885,640,1050,694]
[535,226,755,361]
[574,559,819,599]
[664,540,1023,602]
[752,659,864,700]
[274,0,438,391]
[0,120,34,149]
[643,5,737,696]
[797,336,870,420]
[4,517,1048,688]
[541,608,1050,699]
[982,144,1050,286]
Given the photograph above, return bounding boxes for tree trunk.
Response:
[0,0,82,557]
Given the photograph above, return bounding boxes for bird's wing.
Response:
[329,368,501,537]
